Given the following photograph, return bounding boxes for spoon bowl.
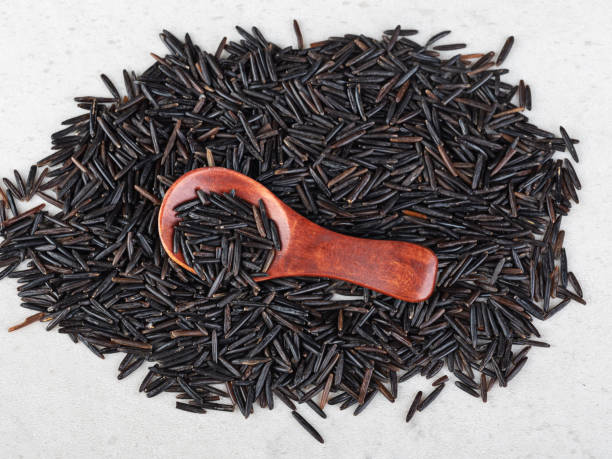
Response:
[158,167,438,302]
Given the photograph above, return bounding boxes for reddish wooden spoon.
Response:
[158,167,438,302]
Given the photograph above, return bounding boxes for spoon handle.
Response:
[266,223,438,302]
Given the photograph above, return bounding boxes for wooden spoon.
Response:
[158,167,438,302]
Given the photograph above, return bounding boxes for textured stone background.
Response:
[0,1,610,457]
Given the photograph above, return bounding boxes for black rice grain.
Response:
[292,411,324,444]
[418,384,445,412]
[405,390,422,423]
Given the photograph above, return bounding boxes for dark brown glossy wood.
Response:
[158,167,438,302]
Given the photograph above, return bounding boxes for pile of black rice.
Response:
[2,23,584,444]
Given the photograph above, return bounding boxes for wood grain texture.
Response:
[159,167,438,302]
